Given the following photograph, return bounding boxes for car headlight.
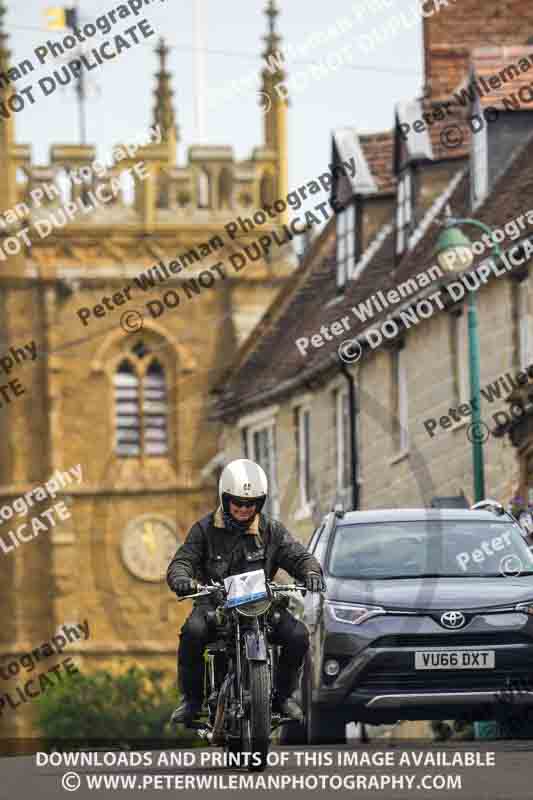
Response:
[327,602,385,625]
[515,602,533,616]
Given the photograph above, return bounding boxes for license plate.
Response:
[414,649,495,669]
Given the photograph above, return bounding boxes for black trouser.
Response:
[177,604,309,703]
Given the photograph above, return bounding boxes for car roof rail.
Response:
[471,498,505,515]
[333,503,345,519]
[471,498,519,526]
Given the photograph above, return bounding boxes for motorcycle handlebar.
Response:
[269,583,308,592]
[176,584,221,602]
[176,581,311,601]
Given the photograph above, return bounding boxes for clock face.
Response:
[121,516,178,582]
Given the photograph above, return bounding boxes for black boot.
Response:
[170,697,203,726]
[175,637,206,726]
[278,696,303,721]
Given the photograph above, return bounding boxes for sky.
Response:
[3,0,423,199]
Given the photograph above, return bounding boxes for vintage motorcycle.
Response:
[177,576,307,771]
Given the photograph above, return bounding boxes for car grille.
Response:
[355,641,533,693]
[372,632,531,648]
[357,669,533,693]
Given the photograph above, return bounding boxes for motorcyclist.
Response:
[167,458,326,725]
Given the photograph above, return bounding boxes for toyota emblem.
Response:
[440,611,466,629]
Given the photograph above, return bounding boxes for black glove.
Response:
[305,573,326,593]
[174,578,197,597]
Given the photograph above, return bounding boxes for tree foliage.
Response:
[36,666,201,746]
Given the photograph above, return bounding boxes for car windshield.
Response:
[328,520,533,579]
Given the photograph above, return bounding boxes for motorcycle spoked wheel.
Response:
[230,661,271,772]
[223,680,249,768]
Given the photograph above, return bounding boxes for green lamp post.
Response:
[433,218,504,503]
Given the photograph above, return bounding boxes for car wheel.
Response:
[307,707,346,745]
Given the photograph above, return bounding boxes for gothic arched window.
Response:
[114,359,141,456]
[114,342,169,457]
[143,359,168,455]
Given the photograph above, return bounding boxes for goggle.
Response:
[229,497,258,509]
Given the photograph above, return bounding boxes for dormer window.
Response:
[336,201,357,289]
[396,167,413,258]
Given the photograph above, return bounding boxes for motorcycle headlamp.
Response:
[235,597,272,617]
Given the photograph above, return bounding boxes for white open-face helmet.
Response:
[219,459,268,515]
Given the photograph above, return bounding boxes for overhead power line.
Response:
[5,25,421,76]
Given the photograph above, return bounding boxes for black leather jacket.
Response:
[167,510,323,601]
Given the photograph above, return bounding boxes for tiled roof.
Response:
[212,219,337,403]
[212,219,395,417]
[213,131,533,420]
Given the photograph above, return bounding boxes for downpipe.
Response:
[339,359,360,510]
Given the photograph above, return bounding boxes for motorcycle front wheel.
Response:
[241,660,271,772]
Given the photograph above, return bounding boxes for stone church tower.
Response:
[0,0,291,741]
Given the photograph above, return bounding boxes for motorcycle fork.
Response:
[234,615,246,719]
[205,652,217,723]
[269,646,276,705]
[207,652,215,689]
[266,615,278,706]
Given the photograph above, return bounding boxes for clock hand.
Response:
[142,523,157,555]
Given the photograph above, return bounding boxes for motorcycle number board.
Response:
[224,569,268,608]
[414,649,495,669]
